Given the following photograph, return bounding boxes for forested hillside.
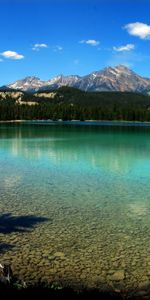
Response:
[0,87,150,121]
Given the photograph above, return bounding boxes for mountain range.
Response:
[3,65,150,95]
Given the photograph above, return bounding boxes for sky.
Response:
[0,0,150,85]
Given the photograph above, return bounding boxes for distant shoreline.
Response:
[0,120,23,123]
[1,119,150,126]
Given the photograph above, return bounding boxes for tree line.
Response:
[1,101,150,122]
[1,88,150,121]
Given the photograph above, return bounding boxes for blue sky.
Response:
[0,0,150,85]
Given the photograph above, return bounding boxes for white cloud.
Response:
[113,44,135,52]
[79,39,100,46]
[32,43,48,50]
[124,22,150,40]
[1,51,24,60]
[34,43,48,48]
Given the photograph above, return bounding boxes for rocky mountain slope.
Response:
[4,65,150,94]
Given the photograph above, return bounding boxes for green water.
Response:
[0,123,150,296]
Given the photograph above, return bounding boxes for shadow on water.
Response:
[0,213,48,234]
[0,213,48,254]
[0,243,14,253]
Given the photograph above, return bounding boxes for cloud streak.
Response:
[124,22,150,40]
[79,39,100,46]
[1,51,24,60]
[113,44,135,52]
[32,43,48,51]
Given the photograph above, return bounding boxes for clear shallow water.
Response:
[0,123,150,296]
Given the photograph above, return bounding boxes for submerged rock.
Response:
[110,270,125,281]
[54,252,65,259]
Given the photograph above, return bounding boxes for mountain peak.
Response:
[115,64,130,69]
[104,65,132,73]
[114,65,134,73]
[23,76,41,81]
[7,76,46,92]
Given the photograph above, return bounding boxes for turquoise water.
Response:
[0,123,150,296]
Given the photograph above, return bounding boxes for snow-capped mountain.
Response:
[77,65,150,92]
[44,75,81,90]
[6,65,150,94]
[7,76,47,92]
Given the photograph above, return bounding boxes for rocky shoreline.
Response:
[0,262,149,299]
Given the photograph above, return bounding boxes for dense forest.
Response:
[1,87,150,121]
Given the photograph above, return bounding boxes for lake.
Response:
[0,122,150,296]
